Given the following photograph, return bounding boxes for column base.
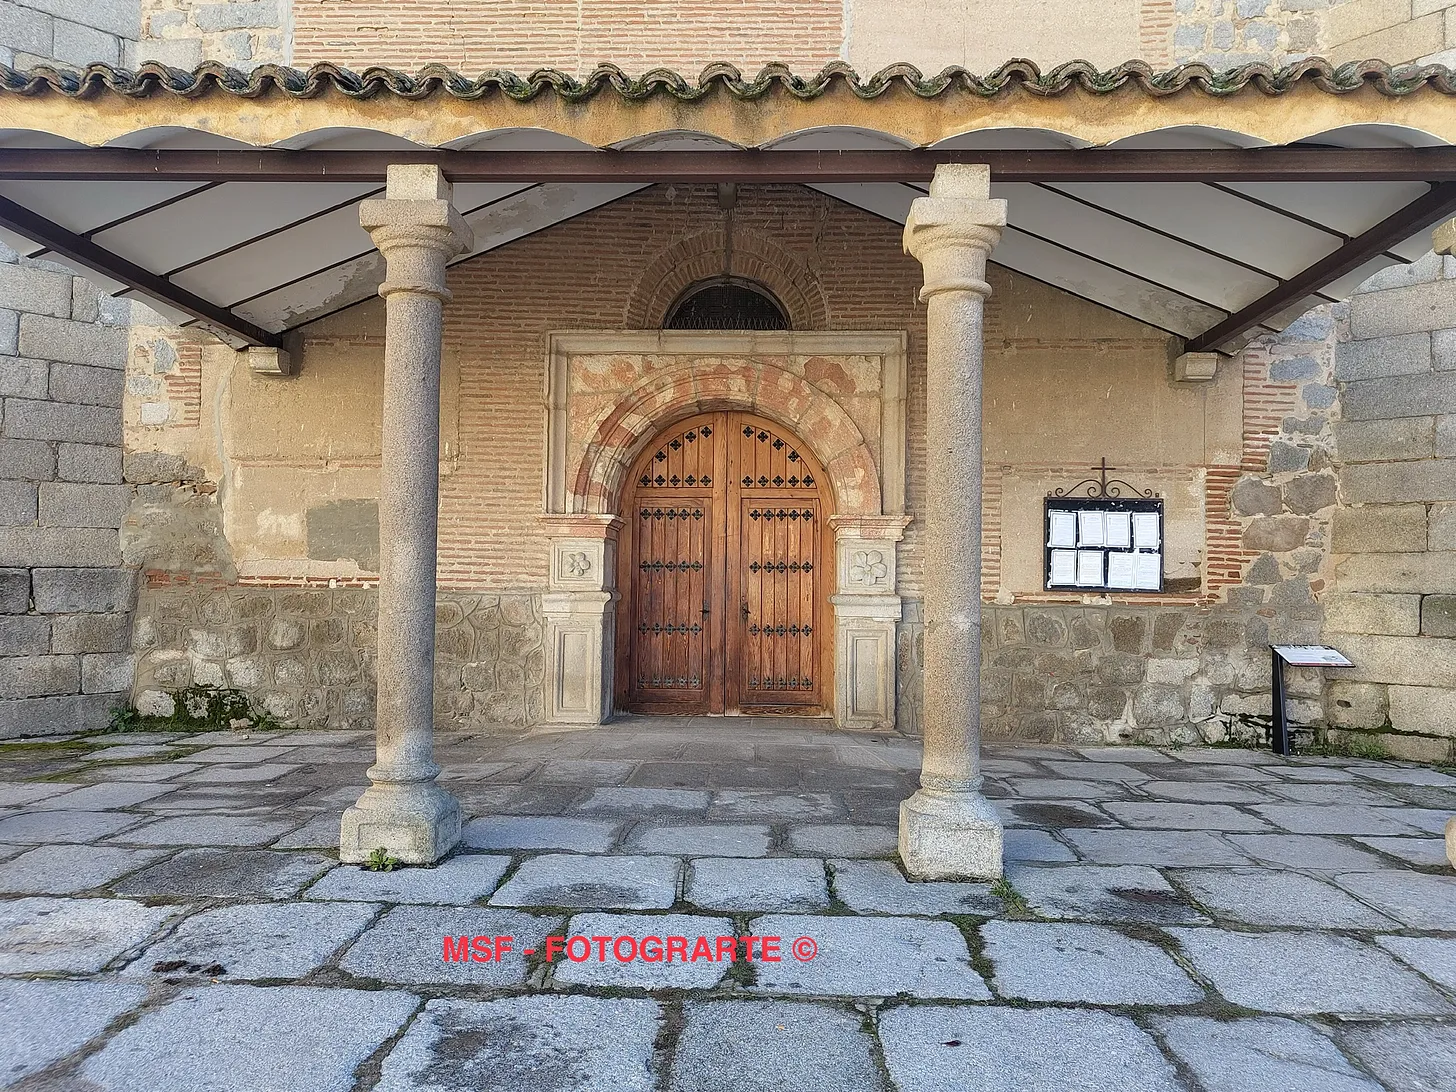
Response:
[899,788,1004,880]
[340,782,462,865]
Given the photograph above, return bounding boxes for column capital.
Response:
[360,165,473,301]
[903,164,1007,301]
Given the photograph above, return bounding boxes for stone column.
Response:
[899,164,1006,880]
[341,165,472,864]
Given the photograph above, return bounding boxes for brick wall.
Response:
[1323,253,1456,760]
[0,2,145,738]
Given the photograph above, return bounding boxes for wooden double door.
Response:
[617,411,830,715]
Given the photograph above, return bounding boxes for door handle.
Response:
[702,603,710,615]
[741,600,750,620]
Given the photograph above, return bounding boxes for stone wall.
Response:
[132,584,544,731]
[1322,253,1456,761]
[137,0,289,69]
[0,4,144,739]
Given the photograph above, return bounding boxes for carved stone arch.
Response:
[623,230,831,330]
[572,359,880,519]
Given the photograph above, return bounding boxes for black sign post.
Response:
[1269,645,1354,757]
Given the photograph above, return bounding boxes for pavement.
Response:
[0,716,1453,1091]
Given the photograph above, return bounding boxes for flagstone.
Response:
[375,996,660,1092]
[490,853,680,909]
[627,823,772,857]
[749,913,990,1000]
[1170,928,1452,1015]
[461,815,619,852]
[1334,871,1456,929]
[0,843,165,894]
[340,906,555,986]
[877,1006,1183,1092]
[830,859,1000,916]
[1376,935,1456,992]
[1063,828,1252,867]
[669,1000,886,1092]
[0,896,175,973]
[0,979,148,1088]
[1154,1015,1383,1092]
[1010,863,1208,925]
[551,912,735,989]
[80,985,418,1092]
[785,823,897,858]
[980,921,1202,1005]
[307,855,512,904]
[1173,867,1399,928]
[1340,1023,1456,1092]
[685,857,828,911]
[113,848,332,899]
[0,809,143,844]
[125,901,380,980]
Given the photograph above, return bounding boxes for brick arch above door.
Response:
[546,331,907,522]
[623,230,831,331]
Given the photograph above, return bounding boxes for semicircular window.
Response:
[664,280,790,331]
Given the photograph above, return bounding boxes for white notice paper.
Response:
[1133,552,1162,590]
[1049,549,1076,585]
[1078,510,1105,546]
[1132,512,1160,549]
[1048,510,1077,547]
[1106,552,1136,589]
[1105,512,1131,548]
[1076,550,1103,586]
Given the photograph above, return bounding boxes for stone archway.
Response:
[541,331,910,731]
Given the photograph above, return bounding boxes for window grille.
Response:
[664,280,789,330]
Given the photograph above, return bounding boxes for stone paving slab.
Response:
[32,781,179,810]
[980,920,1203,1005]
[669,999,887,1092]
[73,762,205,782]
[80,984,419,1092]
[573,787,711,815]
[1375,935,1456,992]
[551,912,735,989]
[830,859,1001,916]
[1102,801,1273,832]
[1335,871,1456,929]
[1170,928,1453,1016]
[1010,863,1209,925]
[877,1005,1185,1092]
[112,848,332,900]
[784,823,897,858]
[0,781,75,806]
[340,906,556,986]
[116,814,298,847]
[749,914,991,999]
[461,816,619,852]
[627,823,772,857]
[1153,1015,1384,1092]
[0,896,175,973]
[1174,867,1400,929]
[306,855,513,904]
[1226,833,1392,871]
[685,857,829,911]
[490,854,680,909]
[708,791,843,820]
[124,901,380,980]
[271,813,341,849]
[1340,1022,1456,1092]
[1064,828,1253,867]
[1356,836,1452,866]
[0,843,165,894]
[1003,828,1078,862]
[376,995,660,1092]
[1139,780,1276,804]
[179,763,303,784]
[0,979,149,1088]
[0,809,143,844]
[1252,804,1428,836]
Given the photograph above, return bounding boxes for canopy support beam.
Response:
[8,147,1456,184]
[1187,181,1456,353]
[0,194,282,348]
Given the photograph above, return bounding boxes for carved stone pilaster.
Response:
[541,514,621,724]
[830,515,910,730]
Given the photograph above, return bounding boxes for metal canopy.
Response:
[0,125,1448,351]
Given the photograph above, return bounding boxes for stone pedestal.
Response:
[899,163,1006,880]
[341,164,472,864]
[831,515,909,729]
[542,515,621,724]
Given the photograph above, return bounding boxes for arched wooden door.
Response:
[616,411,831,716]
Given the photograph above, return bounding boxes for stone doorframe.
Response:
[540,331,910,730]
